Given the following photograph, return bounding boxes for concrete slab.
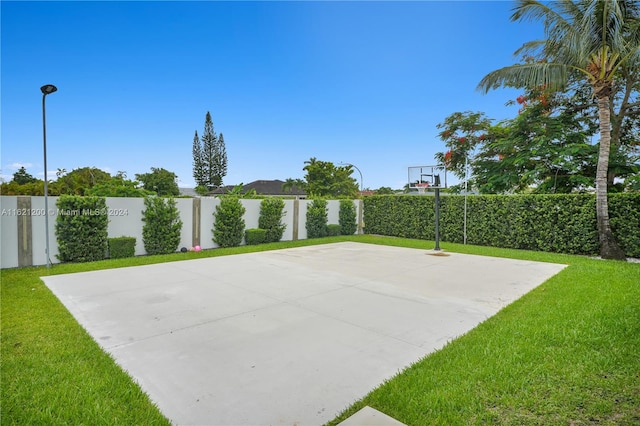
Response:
[337,406,406,426]
[42,242,566,426]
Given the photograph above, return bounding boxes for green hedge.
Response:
[339,199,358,235]
[108,237,136,259]
[306,199,328,238]
[259,198,286,243]
[364,193,640,258]
[327,224,342,236]
[213,196,246,248]
[55,196,109,262]
[245,228,266,245]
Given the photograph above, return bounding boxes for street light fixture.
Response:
[41,84,57,268]
[339,162,363,192]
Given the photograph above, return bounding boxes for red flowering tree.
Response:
[434,111,493,190]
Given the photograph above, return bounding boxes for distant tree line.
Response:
[1,166,180,197]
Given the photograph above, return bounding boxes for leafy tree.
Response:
[197,112,228,189]
[301,157,358,198]
[374,186,396,195]
[142,197,182,255]
[434,111,493,189]
[52,167,111,195]
[0,180,45,195]
[435,98,601,194]
[556,71,640,188]
[192,130,206,187]
[12,167,37,184]
[135,167,180,197]
[213,196,246,247]
[87,174,153,197]
[477,0,640,260]
[282,178,307,194]
[195,185,209,196]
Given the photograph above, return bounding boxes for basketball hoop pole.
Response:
[407,165,446,251]
[434,186,441,251]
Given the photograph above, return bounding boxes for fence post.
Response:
[17,196,33,267]
[192,197,201,248]
[292,198,299,240]
[357,199,364,235]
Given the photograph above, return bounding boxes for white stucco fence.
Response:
[0,196,362,268]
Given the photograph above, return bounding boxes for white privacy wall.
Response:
[1,196,361,268]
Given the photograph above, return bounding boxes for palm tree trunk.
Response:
[595,95,626,260]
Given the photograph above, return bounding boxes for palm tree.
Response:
[478,0,640,260]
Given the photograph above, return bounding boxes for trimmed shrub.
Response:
[339,199,358,235]
[213,196,246,247]
[245,228,267,245]
[142,197,182,255]
[363,193,640,257]
[259,198,286,243]
[55,195,109,262]
[306,199,328,238]
[327,224,341,236]
[108,237,136,259]
[609,192,640,258]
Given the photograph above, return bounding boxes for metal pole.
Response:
[464,154,468,245]
[42,93,51,269]
[41,84,57,269]
[434,187,441,251]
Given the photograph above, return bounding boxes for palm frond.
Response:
[477,62,572,93]
[482,0,640,93]
[513,39,546,59]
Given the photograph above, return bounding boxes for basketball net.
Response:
[415,183,429,194]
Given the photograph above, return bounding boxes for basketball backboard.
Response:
[408,165,447,192]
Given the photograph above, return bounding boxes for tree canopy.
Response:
[135,167,180,197]
[299,157,359,198]
[476,0,640,259]
[12,167,38,185]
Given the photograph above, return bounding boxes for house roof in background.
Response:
[197,180,306,197]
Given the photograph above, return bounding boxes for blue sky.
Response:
[2,1,542,190]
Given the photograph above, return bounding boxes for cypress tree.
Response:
[201,112,217,188]
[213,133,228,187]
[192,130,206,187]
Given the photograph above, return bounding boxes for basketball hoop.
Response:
[415,183,429,194]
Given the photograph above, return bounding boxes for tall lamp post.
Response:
[339,162,363,192]
[41,84,57,269]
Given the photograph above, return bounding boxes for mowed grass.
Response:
[2,235,639,425]
[327,237,640,425]
[1,237,345,425]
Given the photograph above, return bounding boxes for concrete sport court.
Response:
[43,242,566,425]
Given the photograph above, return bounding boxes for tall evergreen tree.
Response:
[212,133,228,187]
[201,112,217,188]
[192,130,206,187]
[194,112,228,188]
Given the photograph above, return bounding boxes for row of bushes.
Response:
[306,199,358,238]
[57,193,637,261]
[216,197,288,247]
[54,196,292,262]
[363,193,640,257]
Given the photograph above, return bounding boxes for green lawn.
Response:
[2,235,639,425]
